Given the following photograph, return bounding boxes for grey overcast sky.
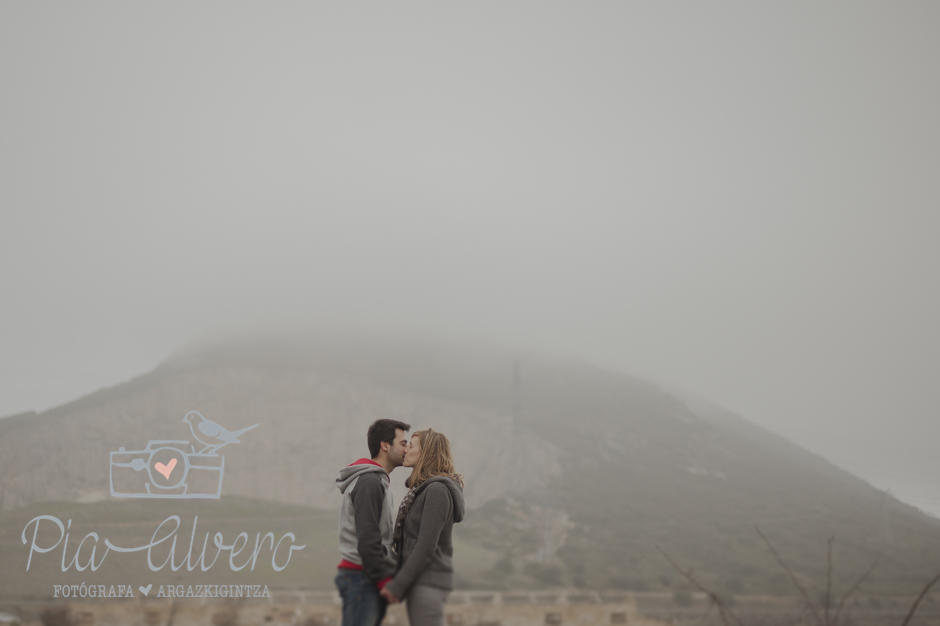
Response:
[1,3,938,514]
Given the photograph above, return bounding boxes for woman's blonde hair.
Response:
[406,428,464,489]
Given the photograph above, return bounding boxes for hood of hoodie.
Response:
[413,475,466,524]
[335,459,389,494]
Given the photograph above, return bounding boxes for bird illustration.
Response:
[182,411,258,454]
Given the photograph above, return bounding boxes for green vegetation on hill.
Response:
[0,496,508,599]
[0,497,336,599]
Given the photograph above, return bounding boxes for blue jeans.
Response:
[335,568,388,626]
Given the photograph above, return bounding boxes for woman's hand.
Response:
[380,587,400,604]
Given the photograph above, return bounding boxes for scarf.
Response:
[392,486,417,555]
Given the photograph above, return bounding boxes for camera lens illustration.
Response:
[109,412,257,499]
[147,446,189,489]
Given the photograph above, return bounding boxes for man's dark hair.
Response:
[367,419,411,458]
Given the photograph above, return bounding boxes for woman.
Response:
[380,428,465,626]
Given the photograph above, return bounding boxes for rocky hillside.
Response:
[0,337,562,512]
[1,335,938,596]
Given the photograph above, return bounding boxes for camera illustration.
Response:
[109,411,257,499]
[110,440,225,498]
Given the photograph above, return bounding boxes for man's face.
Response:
[385,428,409,467]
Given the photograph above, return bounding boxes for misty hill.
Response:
[2,335,939,596]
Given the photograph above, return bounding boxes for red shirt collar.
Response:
[348,458,384,469]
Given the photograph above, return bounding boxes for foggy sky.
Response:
[2,3,939,515]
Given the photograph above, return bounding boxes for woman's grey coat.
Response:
[385,476,465,599]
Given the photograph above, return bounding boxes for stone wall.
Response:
[0,590,670,626]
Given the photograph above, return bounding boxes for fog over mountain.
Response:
[1,1,939,525]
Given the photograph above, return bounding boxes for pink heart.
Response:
[154,458,177,480]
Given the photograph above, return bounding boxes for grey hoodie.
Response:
[335,460,397,583]
[385,476,465,599]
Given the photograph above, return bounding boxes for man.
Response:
[335,418,411,626]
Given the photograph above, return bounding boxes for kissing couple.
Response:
[335,419,465,626]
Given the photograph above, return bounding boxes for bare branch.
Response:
[755,525,823,626]
[716,602,740,626]
[831,560,876,626]
[693,600,714,626]
[825,536,833,625]
[656,545,743,626]
[900,571,940,626]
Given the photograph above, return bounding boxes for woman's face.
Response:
[403,435,422,468]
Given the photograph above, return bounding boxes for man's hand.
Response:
[380,587,400,604]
